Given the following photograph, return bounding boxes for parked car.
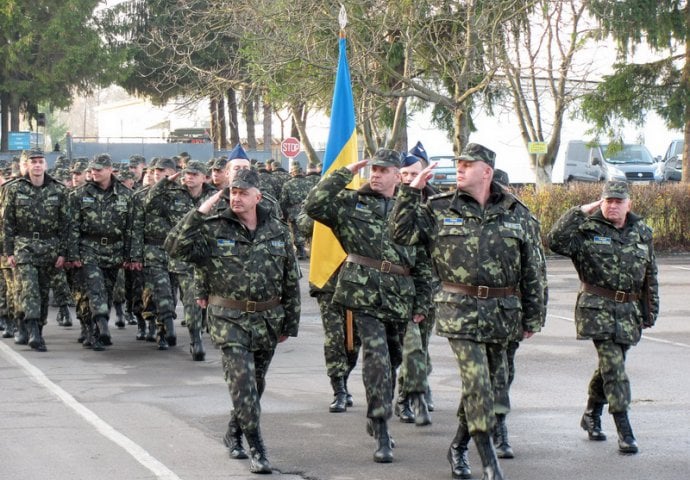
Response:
[661,139,683,182]
[563,141,663,183]
[429,155,456,190]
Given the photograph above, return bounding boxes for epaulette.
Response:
[428,190,455,201]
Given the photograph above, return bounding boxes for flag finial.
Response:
[339,5,347,30]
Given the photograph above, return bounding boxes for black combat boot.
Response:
[329,377,348,413]
[82,321,94,348]
[494,413,514,458]
[371,418,394,463]
[114,303,125,329]
[2,317,16,338]
[612,411,638,454]
[189,327,205,361]
[344,374,354,407]
[57,305,72,327]
[145,318,157,342]
[474,432,506,480]
[394,394,415,423]
[14,317,28,345]
[157,324,169,350]
[28,319,47,352]
[448,421,472,479]
[223,415,248,459]
[135,314,147,340]
[94,315,112,346]
[125,310,137,325]
[580,399,607,441]
[411,392,432,426]
[245,429,272,474]
[164,316,176,346]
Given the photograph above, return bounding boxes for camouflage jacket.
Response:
[132,178,215,269]
[304,168,433,322]
[390,183,546,343]
[1,174,69,265]
[68,177,139,267]
[279,174,312,221]
[165,203,300,350]
[547,207,659,345]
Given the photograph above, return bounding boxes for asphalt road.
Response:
[1,255,689,480]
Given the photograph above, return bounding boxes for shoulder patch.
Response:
[443,218,464,226]
[593,235,612,245]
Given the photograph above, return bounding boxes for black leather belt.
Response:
[442,281,519,299]
[208,295,281,313]
[581,282,639,303]
[345,253,410,276]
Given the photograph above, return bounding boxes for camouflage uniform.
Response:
[304,153,432,462]
[68,160,139,350]
[2,165,70,352]
[279,172,314,259]
[391,143,546,478]
[165,168,299,473]
[547,181,659,454]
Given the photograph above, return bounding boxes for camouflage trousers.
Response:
[176,268,203,331]
[588,339,631,413]
[221,340,276,435]
[493,340,519,415]
[287,217,306,249]
[0,267,10,319]
[112,269,126,305]
[353,311,406,419]
[15,262,59,324]
[2,268,19,320]
[143,266,175,325]
[316,291,360,378]
[398,309,435,396]
[50,269,72,307]
[77,264,119,321]
[448,339,507,435]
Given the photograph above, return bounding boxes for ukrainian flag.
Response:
[308,33,360,288]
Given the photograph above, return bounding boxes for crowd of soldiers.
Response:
[0,139,659,478]
[0,144,316,360]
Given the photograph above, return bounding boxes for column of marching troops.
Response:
[0,139,659,479]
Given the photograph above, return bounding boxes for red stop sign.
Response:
[281,137,301,158]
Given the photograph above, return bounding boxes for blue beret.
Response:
[408,141,429,164]
[228,144,249,160]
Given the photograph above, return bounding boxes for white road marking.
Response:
[0,341,181,480]
[548,314,690,349]
[670,266,690,271]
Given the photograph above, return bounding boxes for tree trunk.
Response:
[10,93,20,132]
[244,91,257,150]
[290,104,303,140]
[218,96,227,150]
[452,105,470,156]
[262,100,272,153]
[226,88,240,147]
[0,92,8,151]
[290,103,319,167]
[209,97,218,148]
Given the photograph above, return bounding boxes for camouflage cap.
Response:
[601,180,630,200]
[118,170,136,182]
[184,159,208,176]
[457,143,496,168]
[370,148,403,168]
[493,168,510,186]
[89,153,112,169]
[148,157,160,170]
[70,159,89,173]
[26,148,45,159]
[0,159,8,170]
[129,154,146,167]
[155,157,176,170]
[211,157,229,170]
[231,168,260,190]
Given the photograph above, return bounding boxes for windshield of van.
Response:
[604,145,654,165]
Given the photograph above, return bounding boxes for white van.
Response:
[563,141,662,183]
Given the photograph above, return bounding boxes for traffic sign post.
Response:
[281,137,301,158]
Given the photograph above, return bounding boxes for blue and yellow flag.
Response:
[308,32,360,288]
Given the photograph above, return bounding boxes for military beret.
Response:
[457,143,496,168]
[408,141,429,164]
[402,154,422,168]
[601,181,630,200]
[228,143,249,161]
[370,148,403,169]
[231,168,260,190]
[89,153,112,169]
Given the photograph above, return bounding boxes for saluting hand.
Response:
[581,199,603,215]
[198,188,225,215]
[409,162,438,190]
[346,159,369,174]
